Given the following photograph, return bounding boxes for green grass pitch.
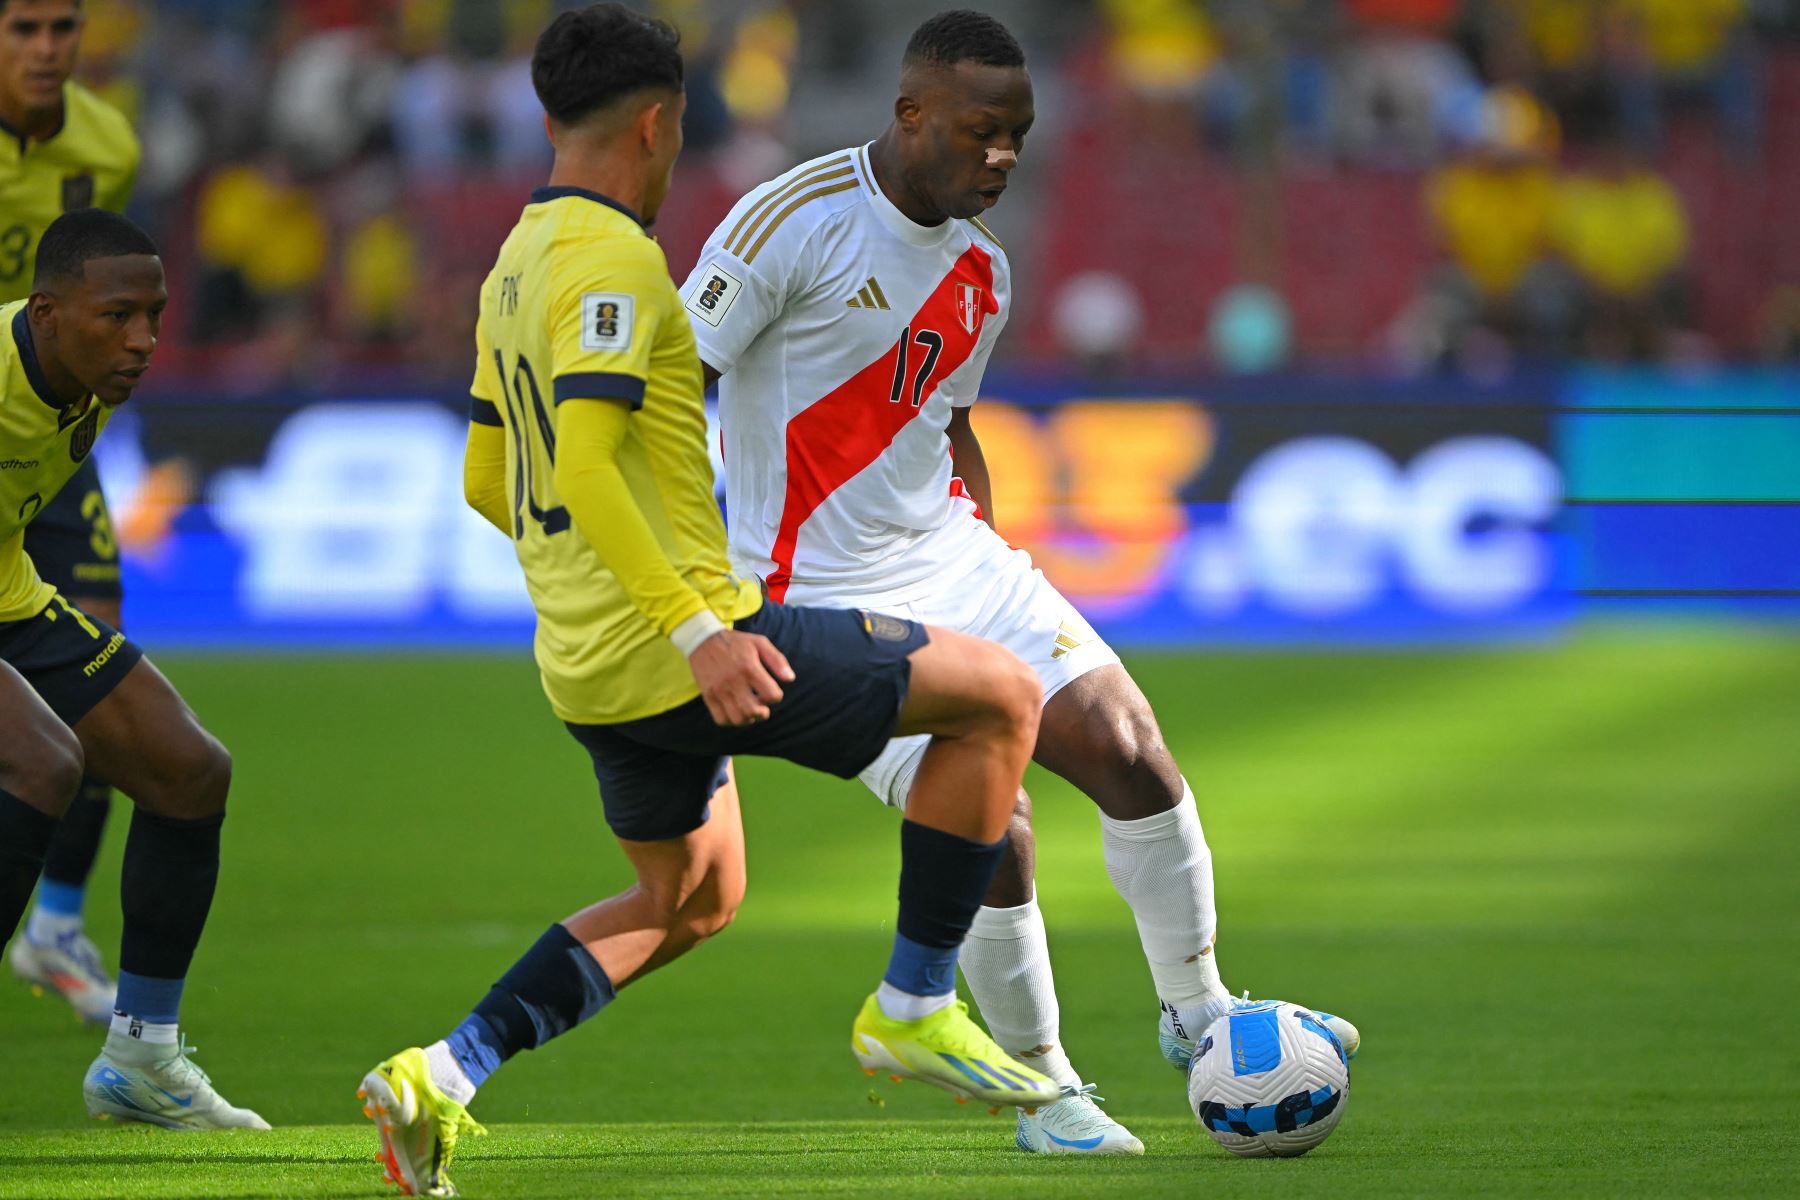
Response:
[2,626,1796,1197]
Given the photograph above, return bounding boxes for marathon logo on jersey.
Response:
[955,283,985,335]
[68,408,99,463]
[685,262,742,328]
[62,173,95,211]
[580,293,634,353]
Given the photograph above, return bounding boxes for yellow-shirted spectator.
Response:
[1426,88,1559,300]
[195,164,329,297]
[342,212,420,340]
[1619,0,1745,75]
[1513,0,1598,72]
[1101,0,1218,96]
[1550,159,1688,300]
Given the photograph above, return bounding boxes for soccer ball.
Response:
[1186,1000,1350,1158]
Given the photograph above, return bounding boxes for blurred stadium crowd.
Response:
[80,0,1800,387]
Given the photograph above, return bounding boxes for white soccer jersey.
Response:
[680,143,1010,605]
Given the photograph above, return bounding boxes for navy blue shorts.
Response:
[23,460,122,602]
[566,601,929,842]
[0,593,142,726]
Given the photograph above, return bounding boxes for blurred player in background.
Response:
[0,208,265,1129]
[0,0,137,1025]
[685,9,1360,1154]
[359,9,1062,1195]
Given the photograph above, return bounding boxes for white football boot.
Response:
[1015,1083,1145,1155]
[84,1032,271,1130]
[1160,995,1361,1072]
[9,928,117,1024]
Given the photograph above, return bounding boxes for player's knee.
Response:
[3,728,84,814]
[684,898,739,942]
[140,729,231,818]
[982,646,1042,746]
[677,878,743,944]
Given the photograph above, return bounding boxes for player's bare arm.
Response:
[946,407,997,531]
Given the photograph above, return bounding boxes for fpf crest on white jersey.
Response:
[680,144,1011,605]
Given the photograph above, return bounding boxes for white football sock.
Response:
[108,1013,179,1046]
[424,1039,479,1106]
[957,898,1083,1090]
[24,906,81,946]
[875,981,955,1021]
[1099,779,1232,1035]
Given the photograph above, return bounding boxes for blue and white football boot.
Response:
[1160,994,1361,1073]
[84,1032,270,1130]
[1015,1083,1144,1155]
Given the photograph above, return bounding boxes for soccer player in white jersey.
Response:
[683,10,1360,1155]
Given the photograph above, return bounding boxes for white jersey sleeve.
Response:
[679,154,854,374]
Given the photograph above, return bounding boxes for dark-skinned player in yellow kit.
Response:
[0,208,266,1129]
[0,0,141,1025]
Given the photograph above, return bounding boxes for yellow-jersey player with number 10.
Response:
[1,0,144,1027]
[468,182,760,723]
[357,6,1060,1196]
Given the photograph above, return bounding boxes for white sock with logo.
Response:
[108,1012,179,1047]
[957,897,1082,1090]
[1099,780,1233,1038]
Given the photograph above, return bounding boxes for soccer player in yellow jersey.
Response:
[358,7,1058,1193]
[1,0,142,1024]
[0,208,265,1129]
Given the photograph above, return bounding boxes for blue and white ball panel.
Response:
[1187,1000,1351,1158]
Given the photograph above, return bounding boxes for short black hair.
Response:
[903,10,1025,71]
[33,208,158,288]
[532,3,684,127]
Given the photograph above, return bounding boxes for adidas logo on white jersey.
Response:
[845,277,890,310]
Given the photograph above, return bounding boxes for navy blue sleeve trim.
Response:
[554,372,647,410]
[469,396,503,426]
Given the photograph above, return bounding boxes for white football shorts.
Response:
[785,524,1120,810]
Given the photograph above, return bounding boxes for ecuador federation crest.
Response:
[955,283,984,335]
[68,407,100,463]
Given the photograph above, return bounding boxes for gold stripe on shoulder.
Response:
[969,216,1006,254]
[742,179,861,265]
[726,156,854,257]
[857,144,877,194]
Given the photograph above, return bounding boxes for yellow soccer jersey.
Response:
[0,82,140,304]
[0,301,113,620]
[473,186,760,724]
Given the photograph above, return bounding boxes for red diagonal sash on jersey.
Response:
[765,244,998,601]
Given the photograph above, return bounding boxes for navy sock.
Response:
[1,788,57,949]
[884,820,1008,996]
[117,808,223,1016]
[115,972,184,1024]
[456,924,616,1080]
[444,1014,505,1090]
[41,780,110,888]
